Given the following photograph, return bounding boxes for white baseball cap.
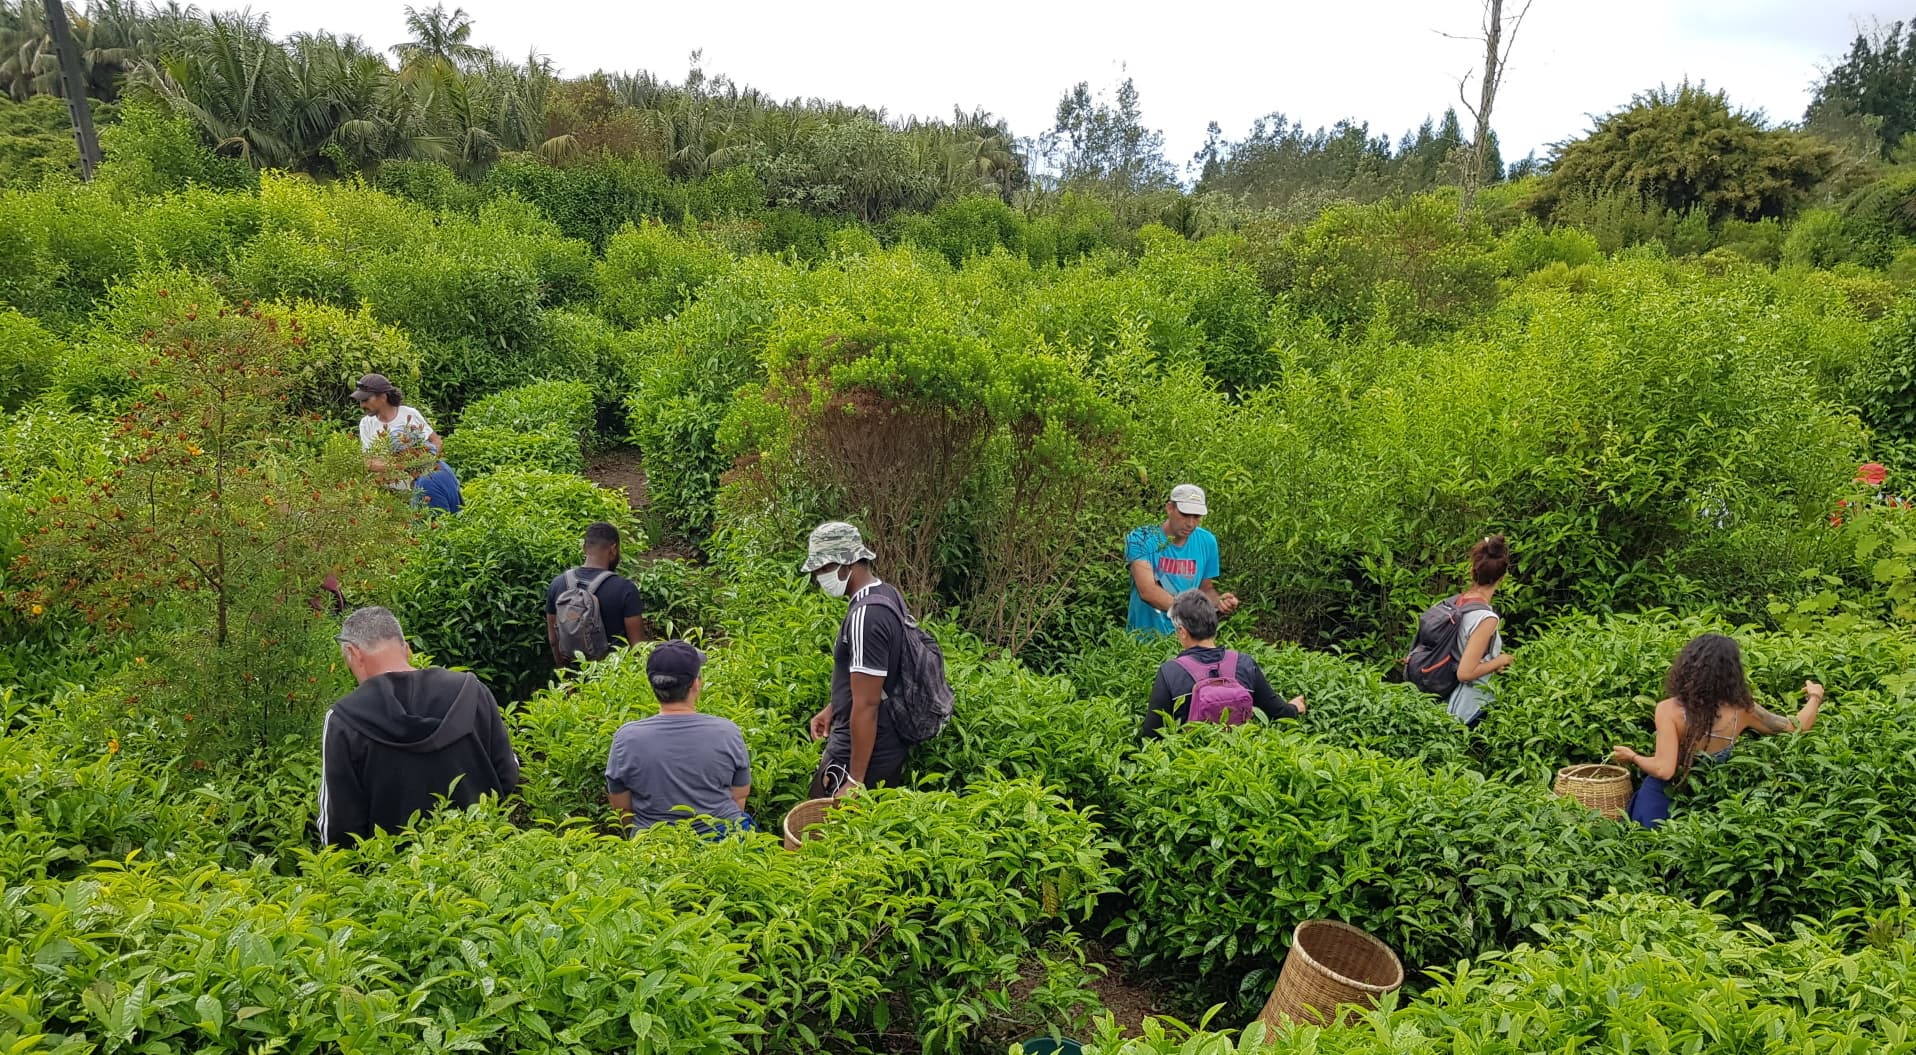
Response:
[1168,484,1208,516]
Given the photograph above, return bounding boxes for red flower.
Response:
[1858,462,1888,487]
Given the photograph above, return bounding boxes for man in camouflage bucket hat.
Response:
[802,521,913,797]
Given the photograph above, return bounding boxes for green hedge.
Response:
[1,781,1111,1054]
[441,424,585,478]
[395,469,636,699]
[1079,893,1916,1053]
[1112,727,1646,1013]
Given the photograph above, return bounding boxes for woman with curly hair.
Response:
[1612,633,1826,829]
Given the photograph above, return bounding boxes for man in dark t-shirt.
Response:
[800,521,913,798]
[544,521,646,665]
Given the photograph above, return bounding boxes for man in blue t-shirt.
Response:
[1125,483,1239,635]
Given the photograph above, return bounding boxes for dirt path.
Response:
[583,447,699,561]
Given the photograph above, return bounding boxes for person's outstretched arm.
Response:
[1752,680,1826,735]
[1244,656,1300,719]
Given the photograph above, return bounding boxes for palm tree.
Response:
[390,3,484,85]
[132,9,295,166]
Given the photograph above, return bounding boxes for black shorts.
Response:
[808,736,910,798]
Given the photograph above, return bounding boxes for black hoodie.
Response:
[319,667,520,847]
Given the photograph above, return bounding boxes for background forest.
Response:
[8,4,1916,1054]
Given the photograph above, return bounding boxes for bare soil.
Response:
[582,447,699,562]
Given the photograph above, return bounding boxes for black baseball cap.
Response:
[351,373,397,402]
[647,640,707,680]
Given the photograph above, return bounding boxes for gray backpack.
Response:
[553,569,614,662]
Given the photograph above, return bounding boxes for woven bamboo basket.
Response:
[1552,763,1634,819]
[1257,920,1404,1029]
[782,797,837,851]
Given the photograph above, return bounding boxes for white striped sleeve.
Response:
[316,710,332,845]
[848,604,889,677]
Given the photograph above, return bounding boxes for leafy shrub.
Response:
[441,425,584,477]
[1,780,1110,1054]
[372,159,480,213]
[1648,687,1916,930]
[1081,893,1916,1053]
[10,308,411,756]
[1496,217,1602,274]
[594,220,731,326]
[618,257,814,539]
[483,154,683,249]
[1269,193,1499,340]
[0,309,62,411]
[1113,727,1647,1013]
[127,186,263,271]
[893,195,1027,265]
[458,378,598,440]
[96,101,254,198]
[395,469,637,699]
[1136,226,1275,391]
[448,380,598,477]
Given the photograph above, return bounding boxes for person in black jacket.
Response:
[1140,590,1307,742]
[319,606,520,847]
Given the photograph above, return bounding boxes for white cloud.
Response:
[243,0,1894,169]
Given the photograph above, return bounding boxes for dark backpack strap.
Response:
[855,587,915,627]
[584,568,612,597]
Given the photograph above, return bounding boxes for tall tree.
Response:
[1041,76,1174,193]
[1450,0,1533,222]
[1535,82,1837,222]
[1808,19,1916,158]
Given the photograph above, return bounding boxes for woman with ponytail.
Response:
[1447,535,1513,725]
[1613,634,1825,829]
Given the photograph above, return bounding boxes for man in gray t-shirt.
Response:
[605,641,753,834]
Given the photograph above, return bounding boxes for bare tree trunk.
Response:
[1458,0,1502,224]
[40,0,102,181]
[1455,0,1533,226]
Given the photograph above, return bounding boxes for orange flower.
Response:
[29,604,43,616]
[107,738,120,754]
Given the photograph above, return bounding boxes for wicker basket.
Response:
[782,797,837,851]
[1553,763,1634,819]
[1257,920,1404,1029]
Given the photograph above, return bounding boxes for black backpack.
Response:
[1404,595,1493,697]
[852,590,954,744]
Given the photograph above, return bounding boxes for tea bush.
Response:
[457,378,599,446]
[0,308,62,411]
[1649,688,1916,930]
[1113,727,1647,1013]
[441,424,584,477]
[510,647,823,828]
[1,780,1111,1054]
[595,220,732,326]
[1474,610,1916,782]
[621,257,815,538]
[1079,893,1916,1053]
[395,469,637,699]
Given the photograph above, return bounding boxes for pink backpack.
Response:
[1175,652,1255,725]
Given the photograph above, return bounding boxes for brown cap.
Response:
[351,373,397,403]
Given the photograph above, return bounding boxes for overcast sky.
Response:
[240,0,1890,172]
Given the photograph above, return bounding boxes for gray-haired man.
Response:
[800,521,913,798]
[319,606,519,847]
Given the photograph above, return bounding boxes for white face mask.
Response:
[814,568,849,599]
